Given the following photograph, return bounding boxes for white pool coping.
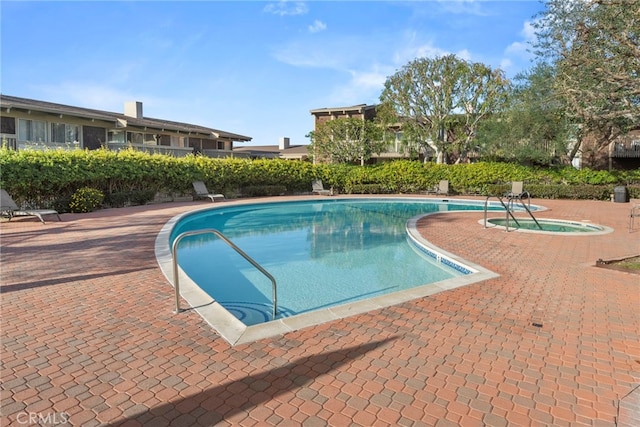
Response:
[155,197,504,346]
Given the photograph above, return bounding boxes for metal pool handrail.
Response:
[509,195,542,230]
[484,195,542,231]
[484,196,521,230]
[171,229,278,320]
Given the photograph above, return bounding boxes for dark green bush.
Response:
[69,187,104,213]
[526,184,610,200]
[104,190,156,208]
[347,184,394,194]
[240,185,288,197]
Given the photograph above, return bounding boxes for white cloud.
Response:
[263,1,308,16]
[500,19,537,74]
[393,33,470,65]
[505,41,528,57]
[455,49,472,61]
[505,19,536,58]
[35,82,133,112]
[521,20,536,41]
[390,31,446,66]
[410,43,451,62]
[351,69,388,89]
[272,27,498,108]
[500,58,513,71]
[433,0,488,16]
[272,40,344,69]
[31,81,185,121]
[308,19,326,33]
[327,69,387,106]
[507,20,536,57]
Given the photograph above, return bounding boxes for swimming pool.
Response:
[155,197,505,344]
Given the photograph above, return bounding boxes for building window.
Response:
[170,135,183,147]
[143,133,156,145]
[217,141,224,150]
[50,123,80,145]
[126,132,144,144]
[108,130,126,143]
[1,116,16,134]
[18,119,47,143]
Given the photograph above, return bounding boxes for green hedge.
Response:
[1,148,638,212]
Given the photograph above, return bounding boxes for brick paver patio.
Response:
[1,196,638,426]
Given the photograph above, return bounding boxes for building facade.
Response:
[0,95,252,157]
[578,128,640,171]
[309,104,419,163]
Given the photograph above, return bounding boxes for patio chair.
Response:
[505,181,529,199]
[192,181,225,202]
[0,189,61,224]
[435,180,449,196]
[311,180,332,196]
[424,180,449,196]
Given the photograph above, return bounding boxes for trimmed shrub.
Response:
[103,190,156,208]
[2,147,638,205]
[69,187,104,213]
[347,184,394,194]
[240,185,288,197]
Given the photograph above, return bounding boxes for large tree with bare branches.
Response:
[532,0,640,161]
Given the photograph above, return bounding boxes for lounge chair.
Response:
[435,180,449,195]
[425,180,449,196]
[192,181,225,202]
[311,180,332,196]
[505,181,529,199]
[0,189,61,224]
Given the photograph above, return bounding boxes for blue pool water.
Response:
[170,198,504,326]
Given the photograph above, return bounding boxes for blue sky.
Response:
[1,1,545,147]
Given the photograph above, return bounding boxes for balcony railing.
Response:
[106,142,194,157]
[612,143,640,158]
[106,143,258,158]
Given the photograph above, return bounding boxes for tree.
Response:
[532,0,640,161]
[475,63,573,165]
[378,54,510,164]
[307,117,385,165]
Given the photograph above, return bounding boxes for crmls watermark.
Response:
[16,412,70,426]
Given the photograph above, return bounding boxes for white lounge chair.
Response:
[505,181,529,199]
[311,180,332,196]
[192,181,225,202]
[425,180,449,196]
[504,181,532,211]
[435,180,449,195]
[0,189,61,224]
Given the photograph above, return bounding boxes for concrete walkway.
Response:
[1,196,638,426]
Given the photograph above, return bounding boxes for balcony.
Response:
[612,141,640,158]
[107,142,194,157]
[106,143,251,158]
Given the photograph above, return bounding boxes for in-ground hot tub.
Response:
[482,217,613,235]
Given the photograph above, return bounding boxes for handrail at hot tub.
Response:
[484,195,542,231]
[171,229,278,320]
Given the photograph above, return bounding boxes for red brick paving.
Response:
[1,196,638,426]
